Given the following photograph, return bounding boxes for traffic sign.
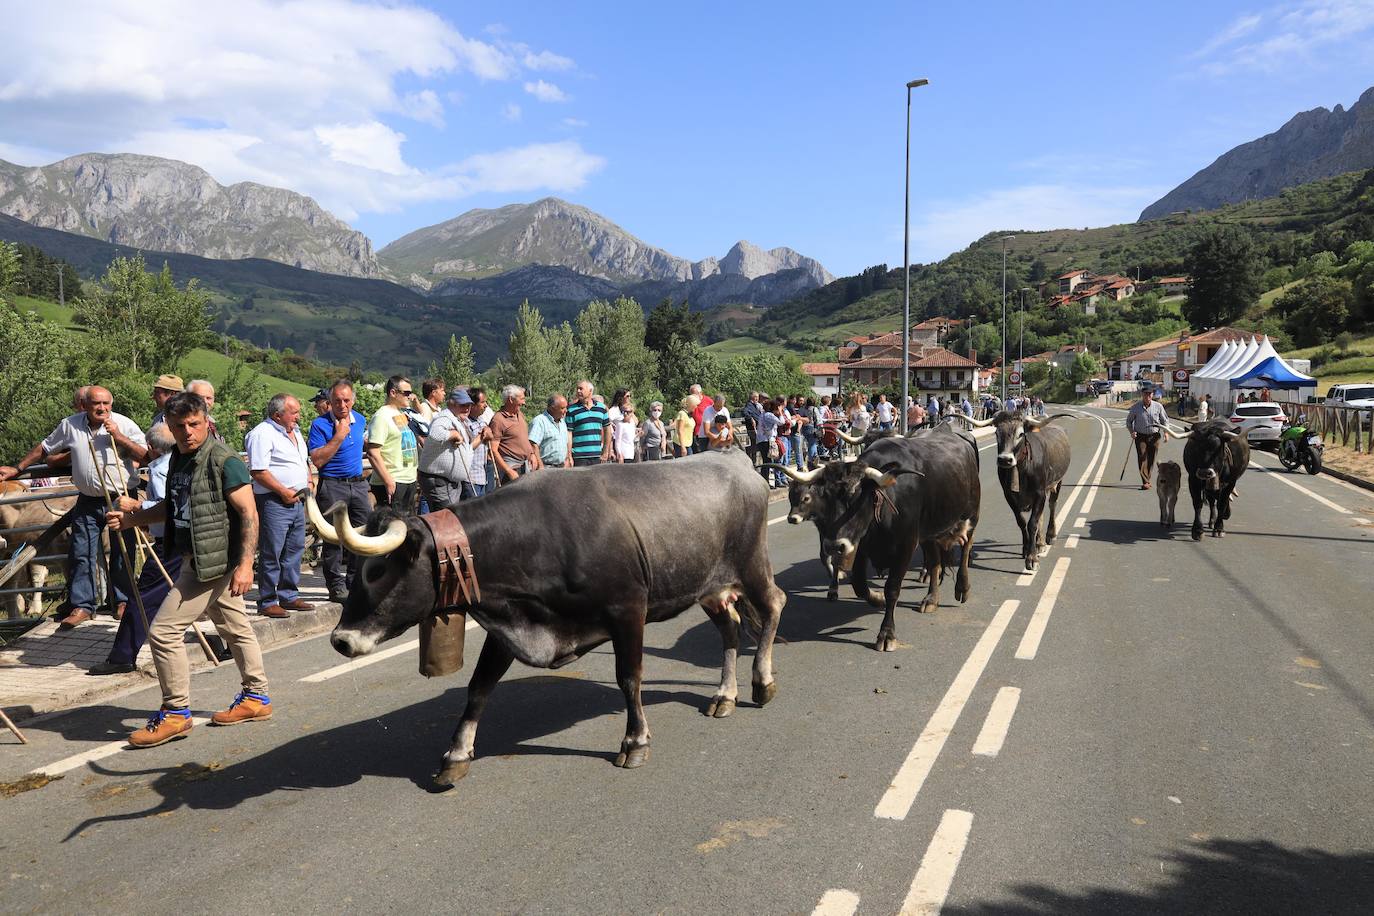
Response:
[1008,370,1022,385]
[1173,368,1189,382]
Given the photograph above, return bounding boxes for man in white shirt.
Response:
[0,385,148,629]
[875,394,896,430]
[245,394,314,618]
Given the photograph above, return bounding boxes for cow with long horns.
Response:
[959,410,1073,570]
[774,423,980,651]
[309,448,785,789]
[1173,419,1249,539]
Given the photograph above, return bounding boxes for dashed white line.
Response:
[899,809,975,915]
[1015,557,1071,661]
[874,599,1020,820]
[971,686,1022,758]
[1065,534,1080,549]
[768,514,790,526]
[1073,516,1086,528]
[33,717,210,777]
[1248,462,1351,514]
[811,889,860,916]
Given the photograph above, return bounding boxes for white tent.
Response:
[1191,338,1234,379]
[1189,335,1316,406]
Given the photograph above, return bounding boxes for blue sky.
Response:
[2,0,1373,276]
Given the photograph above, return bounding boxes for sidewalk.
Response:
[0,570,342,723]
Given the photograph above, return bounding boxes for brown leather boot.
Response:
[211,691,272,726]
[128,708,193,748]
[258,604,289,618]
[280,598,315,611]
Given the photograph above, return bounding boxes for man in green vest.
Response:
[107,391,272,748]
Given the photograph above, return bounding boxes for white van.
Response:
[1325,384,1374,409]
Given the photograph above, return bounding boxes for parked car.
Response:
[1325,384,1374,409]
[1228,402,1285,445]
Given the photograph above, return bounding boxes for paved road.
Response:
[3,408,1372,915]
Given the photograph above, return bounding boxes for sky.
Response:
[2,0,1373,277]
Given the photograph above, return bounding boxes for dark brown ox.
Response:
[309,449,784,790]
[960,410,1073,570]
[1175,419,1249,540]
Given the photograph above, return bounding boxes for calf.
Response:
[1156,461,1181,528]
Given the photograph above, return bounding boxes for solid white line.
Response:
[1076,416,1114,515]
[874,600,1020,820]
[1018,414,1109,587]
[1015,557,1071,661]
[811,889,860,916]
[298,617,479,683]
[899,809,975,916]
[1248,461,1351,514]
[971,687,1022,758]
[33,717,210,777]
[1065,534,1080,549]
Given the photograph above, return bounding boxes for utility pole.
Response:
[1000,236,1013,401]
[901,77,930,435]
[57,265,64,307]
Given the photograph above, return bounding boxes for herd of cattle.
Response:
[311,408,1252,789]
[0,409,1251,788]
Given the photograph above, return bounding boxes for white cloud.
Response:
[907,183,1168,264]
[1192,0,1374,74]
[503,103,523,122]
[0,0,594,220]
[524,80,569,103]
[562,117,588,128]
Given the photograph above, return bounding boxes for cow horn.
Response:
[955,411,994,428]
[1025,412,1075,428]
[761,463,824,483]
[1221,429,1241,441]
[332,503,409,556]
[862,467,921,487]
[836,429,865,444]
[1170,426,1194,439]
[306,493,342,544]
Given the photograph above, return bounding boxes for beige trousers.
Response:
[148,560,268,709]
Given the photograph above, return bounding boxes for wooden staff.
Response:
[90,437,218,666]
[0,707,27,744]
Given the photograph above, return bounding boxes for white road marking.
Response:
[874,600,1020,820]
[1076,416,1114,515]
[812,889,860,916]
[768,514,790,526]
[1015,557,1071,661]
[1354,517,1371,525]
[299,618,480,683]
[1248,462,1351,514]
[1073,516,1085,528]
[899,809,975,915]
[1065,534,1080,549]
[971,686,1022,758]
[33,717,210,777]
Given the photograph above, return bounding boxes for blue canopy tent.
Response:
[1229,354,1315,390]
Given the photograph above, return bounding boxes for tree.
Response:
[576,297,658,396]
[1182,226,1262,328]
[1070,352,1101,386]
[0,241,20,301]
[440,334,476,388]
[74,255,211,375]
[645,298,703,354]
[657,338,720,403]
[0,308,74,461]
[1341,240,1374,321]
[1277,277,1353,347]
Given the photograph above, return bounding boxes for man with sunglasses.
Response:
[364,375,420,514]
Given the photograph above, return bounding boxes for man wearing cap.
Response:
[311,390,330,418]
[1126,387,1171,490]
[150,374,183,429]
[308,379,370,601]
[245,393,314,619]
[0,386,148,628]
[418,388,474,510]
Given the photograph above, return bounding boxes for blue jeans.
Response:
[256,494,306,610]
[316,477,371,594]
[791,432,805,470]
[68,492,135,612]
[106,541,182,665]
[461,480,488,499]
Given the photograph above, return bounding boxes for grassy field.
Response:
[12,294,81,329]
[703,337,797,359]
[179,348,317,400]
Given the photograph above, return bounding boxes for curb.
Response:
[1321,465,1374,493]
[1,601,342,724]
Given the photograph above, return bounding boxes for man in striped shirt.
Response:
[566,380,611,467]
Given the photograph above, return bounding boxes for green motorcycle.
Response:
[1279,416,1323,475]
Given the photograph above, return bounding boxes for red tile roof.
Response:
[912,348,979,369]
[1157,276,1190,284]
[843,357,907,369]
[802,362,839,375]
[914,317,962,330]
[1056,269,1089,280]
[837,346,857,360]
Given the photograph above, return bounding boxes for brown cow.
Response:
[0,483,76,617]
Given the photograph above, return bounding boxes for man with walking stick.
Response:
[107,391,273,748]
[1126,387,1171,490]
[0,386,148,629]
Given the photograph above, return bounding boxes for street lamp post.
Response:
[1018,287,1029,368]
[902,77,929,435]
[1000,236,1013,401]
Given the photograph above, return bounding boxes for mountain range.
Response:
[0,153,832,304]
[1141,85,1374,220]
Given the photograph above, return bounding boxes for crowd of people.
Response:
[0,368,1026,748]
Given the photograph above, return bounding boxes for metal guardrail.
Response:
[0,487,80,507]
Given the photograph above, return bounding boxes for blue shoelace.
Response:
[145,708,191,730]
[227,691,270,709]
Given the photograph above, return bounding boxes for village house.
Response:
[801,362,840,398]
[1156,276,1191,296]
[836,328,977,397]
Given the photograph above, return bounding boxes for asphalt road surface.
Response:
[3,406,1373,915]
